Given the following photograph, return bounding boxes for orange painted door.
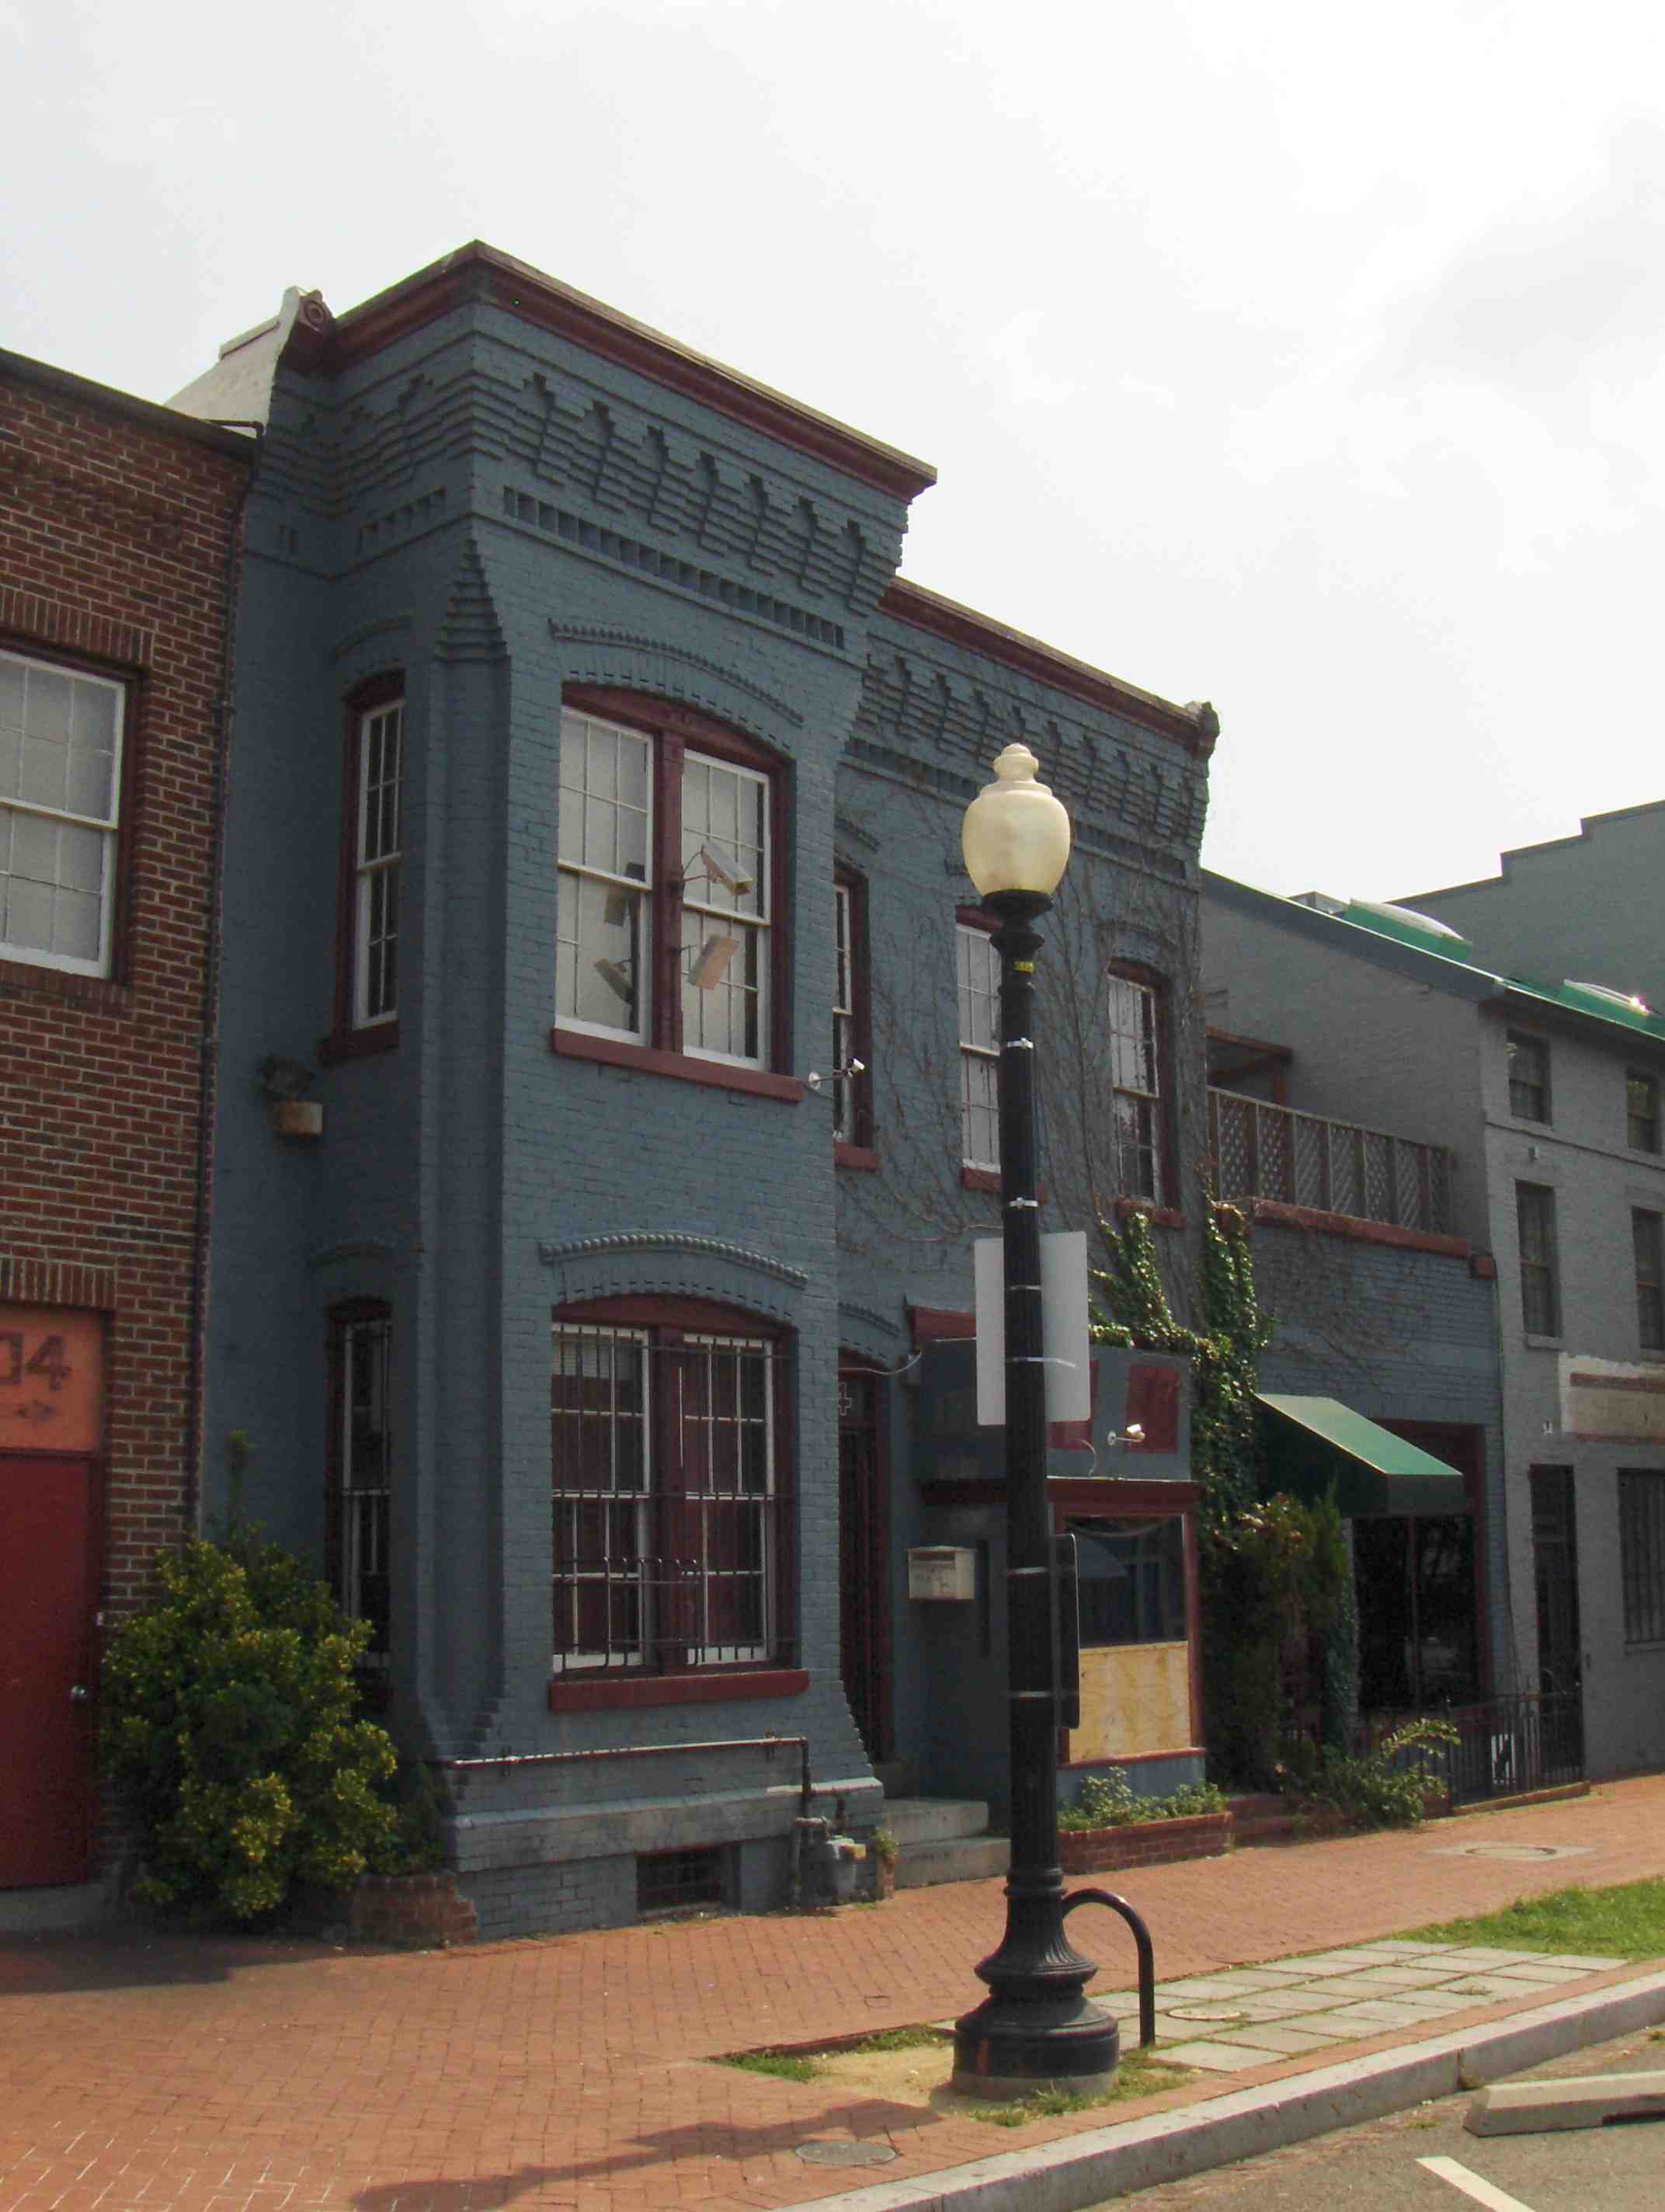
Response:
[0,1455,98,1887]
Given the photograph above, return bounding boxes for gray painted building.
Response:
[1402,802,1665,1015]
[1203,873,1665,1777]
[172,245,1218,1935]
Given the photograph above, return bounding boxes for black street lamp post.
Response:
[951,745,1119,2099]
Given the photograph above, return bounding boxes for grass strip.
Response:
[969,2050,1191,2127]
[1403,1875,1665,1957]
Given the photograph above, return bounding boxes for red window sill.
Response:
[961,1164,1001,1194]
[318,1022,400,1066]
[1111,1197,1186,1229]
[1248,1197,1470,1260]
[547,1667,809,1713]
[551,1026,805,1102]
[835,1143,880,1172]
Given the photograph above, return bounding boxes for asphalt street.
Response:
[1104,2026,1665,2209]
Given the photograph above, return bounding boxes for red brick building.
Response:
[0,348,254,1910]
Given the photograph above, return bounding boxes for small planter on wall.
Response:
[1058,1810,1232,1875]
[349,1872,478,1946]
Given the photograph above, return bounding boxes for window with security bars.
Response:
[1517,1184,1560,1337]
[353,699,402,1027]
[551,1317,785,1674]
[1635,1210,1664,1354]
[1507,1031,1550,1122]
[1629,1070,1660,1153]
[958,923,999,1172]
[1107,973,1166,1202]
[0,647,124,977]
[1620,1471,1665,1643]
[637,1846,724,1915]
[328,1306,392,1660]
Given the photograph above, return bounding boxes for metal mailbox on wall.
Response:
[908,1546,976,1601]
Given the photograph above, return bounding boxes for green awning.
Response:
[1255,1395,1469,1518]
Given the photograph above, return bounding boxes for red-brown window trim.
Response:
[0,633,144,991]
[321,670,405,1063]
[557,685,792,1078]
[549,1294,798,1683]
[833,864,874,1153]
[1107,960,1176,1209]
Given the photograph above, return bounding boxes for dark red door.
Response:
[1,1455,98,1887]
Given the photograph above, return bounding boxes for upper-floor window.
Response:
[1108,972,1167,1202]
[1628,1069,1660,1153]
[0,647,124,978]
[832,875,871,1150]
[1069,1515,1186,1645]
[551,1306,790,1676]
[1516,1182,1560,1337]
[555,700,776,1071]
[327,1303,392,1661]
[957,920,1000,1173]
[352,697,403,1028]
[1507,1031,1550,1122]
[1635,1209,1664,1355]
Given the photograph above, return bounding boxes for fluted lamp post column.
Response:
[951,743,1119,2099]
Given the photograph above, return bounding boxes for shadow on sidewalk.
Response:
[349,2099,944,2210]
[0,1928,342,1996]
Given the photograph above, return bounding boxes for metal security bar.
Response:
[1361,1693,1585,1807]
[1208,1089,1455,1235]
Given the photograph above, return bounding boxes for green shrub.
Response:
[100,1534,398,1919]
[1281,1717,1460,1829]
[1059,1770,1226,1830]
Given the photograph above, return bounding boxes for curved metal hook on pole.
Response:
[1061,1889,1157,2049]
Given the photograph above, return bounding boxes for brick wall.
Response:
[0,361,251,1624]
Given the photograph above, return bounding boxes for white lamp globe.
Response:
[961,744,1072,897]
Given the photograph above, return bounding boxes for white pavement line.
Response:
[1417,2155,1538,2211]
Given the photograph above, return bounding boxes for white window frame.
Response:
[554,711,655,1047]
[679,750,770,1069]
[1108,973,1166,1202]
[551,1323,652,1672]
[958,922,1000,1172]
[352,699,403,1028]
[0,647,125,979]
[833,879,856,1143]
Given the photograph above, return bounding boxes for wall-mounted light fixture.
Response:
[256,1055,322,1140]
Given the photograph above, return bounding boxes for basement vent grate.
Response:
[637,1846,724,1916]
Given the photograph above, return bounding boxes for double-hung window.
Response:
[1517,1183,1560,1337]
[1108,972,1166,1202]
[832,874,872,1153]
[1635,1209,1664,1354]
[1629,1070,1660,1153]
[0,647,124,977]
[554,698,778,1077]
[1507,1031,1550,1122]
[551,1309,787,1676]
[958,922,1000,1174]
[352,697,403,1028]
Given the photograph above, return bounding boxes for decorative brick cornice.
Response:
[0,1254,117,1311]
[0,589,152,669]
[536,1233,808,1289]
[549,624,806,728]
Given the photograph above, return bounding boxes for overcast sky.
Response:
[6,0,1663,911]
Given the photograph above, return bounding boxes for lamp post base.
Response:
[951,1992,1120,2101]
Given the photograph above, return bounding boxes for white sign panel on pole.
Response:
[974,1229,1091,1428]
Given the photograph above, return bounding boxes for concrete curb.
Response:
[782,1967,1665,2212]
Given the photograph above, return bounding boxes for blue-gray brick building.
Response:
[172,245,1218,1935]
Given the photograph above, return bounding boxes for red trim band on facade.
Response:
[318,1024,400,1066]
[909,1306,975,1345]
[1248,1198,1472,1259]
[834,1143,880,1173]
[551,1027,807,1101]
[547,1668,809,1713]
[1111,1197,1186,1230]
[1059,1745,1206,1771]
[1568,1370,1665,1394]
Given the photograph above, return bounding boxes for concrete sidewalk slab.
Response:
[2,1773,1663,2212]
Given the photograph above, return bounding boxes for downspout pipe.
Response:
[185,422,264,1532]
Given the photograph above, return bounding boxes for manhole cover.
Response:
[1429,1843,1593,1864]
[1170,2004,1247,2023]
[796,2141,898,2168]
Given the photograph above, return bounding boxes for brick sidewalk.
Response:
[3,1777,1663,2212]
